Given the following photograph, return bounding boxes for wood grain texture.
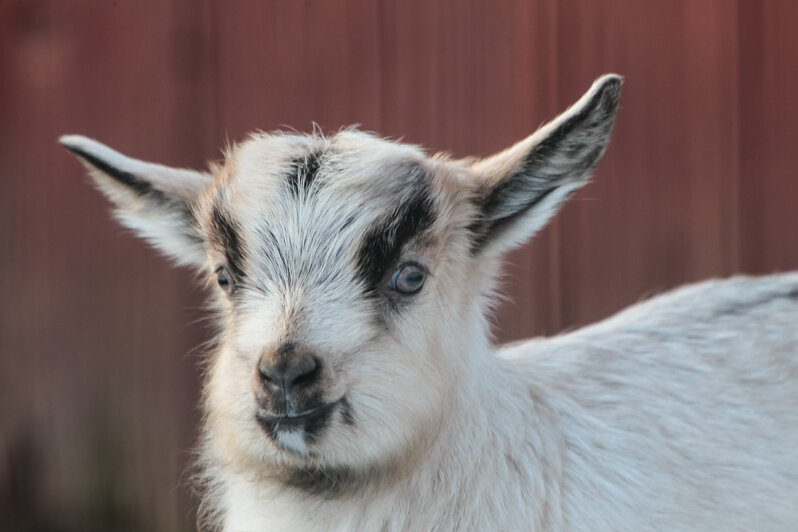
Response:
[1,1,796,529]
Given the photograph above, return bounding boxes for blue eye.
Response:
[388,264,426,295]
[215,266,235,295]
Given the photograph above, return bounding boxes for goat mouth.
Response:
[257,402,336,425]
[255,398,343,445]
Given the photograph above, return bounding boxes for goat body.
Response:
[216,274,798,532]
[61,75,798,531]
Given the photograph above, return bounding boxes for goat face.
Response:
[60,75,621,478]
[201,131,473,468]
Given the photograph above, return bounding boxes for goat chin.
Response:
[62,74,798,531]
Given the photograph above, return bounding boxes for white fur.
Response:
[212,273,798,532]
[61,75,798,531]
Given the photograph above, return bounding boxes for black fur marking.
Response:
[527,78,620,169]
[356,182,435,295]
[301,398,334,444]
[255,412,282,442]
[286,151,322,196]
[339,396,355,426]
[468,185,561,252]
[61,143,158,198]
[62,142,202,239]
[283,465,357,498]
[340,213,357,232]
[469,78,621,254]
[255,396,337,446]
[211,205,246,279]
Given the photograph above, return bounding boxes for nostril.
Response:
[258,359,281,388]
[290,357,319,388]
[257,351,321,393]
[259,369,276,385]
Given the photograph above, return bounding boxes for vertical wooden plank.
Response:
[0,1,213,530]
[212,0,382,141]
[738,0,798,273]
[552,0,741,330]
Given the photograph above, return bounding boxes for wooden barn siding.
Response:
[1,1,796,530]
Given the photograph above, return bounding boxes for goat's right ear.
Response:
[467,74,622,257]
[60,135,213,268]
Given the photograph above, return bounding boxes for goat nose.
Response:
[257,350,320,396]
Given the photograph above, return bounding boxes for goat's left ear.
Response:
[59,135,213,267]
[468,74,622,256]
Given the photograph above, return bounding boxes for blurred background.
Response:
[2,1,797,530]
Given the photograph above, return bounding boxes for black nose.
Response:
[257,343,320,397]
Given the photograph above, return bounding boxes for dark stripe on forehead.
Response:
[211,205,246,278]
[286,151,322,196]
[356,182,435,293]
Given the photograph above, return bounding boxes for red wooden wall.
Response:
[2,1,797,530]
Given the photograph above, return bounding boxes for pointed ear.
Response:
[468,74,622,256]
[59,135,213,267]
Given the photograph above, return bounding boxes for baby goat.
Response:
[61,75,798,531]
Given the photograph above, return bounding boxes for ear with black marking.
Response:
[59,135,213,267]
[468,74,622,256]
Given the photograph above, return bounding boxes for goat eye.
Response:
[388,264,426,295]
[215,266,235,295]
